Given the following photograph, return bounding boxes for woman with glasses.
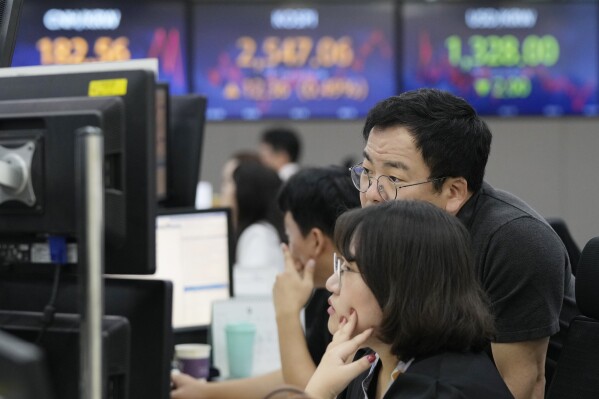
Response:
[303,200,513,399]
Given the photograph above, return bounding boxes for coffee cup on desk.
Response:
[225,321,256,378]
[174,343,211,380]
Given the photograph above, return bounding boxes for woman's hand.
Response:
[304,311,375,399]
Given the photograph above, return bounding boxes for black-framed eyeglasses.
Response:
[333,253,360,290]
[348,163,446,201]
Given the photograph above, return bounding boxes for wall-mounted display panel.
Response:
[11,1,189,94]
[192,3,396,120]
[401,2,599,116]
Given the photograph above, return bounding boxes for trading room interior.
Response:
[0,0,598,398]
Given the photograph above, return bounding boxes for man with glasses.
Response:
[352,88,576,399]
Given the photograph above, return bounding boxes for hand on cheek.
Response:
[274,244,315,317]
[305,311,374,399]
[335,309,360,344]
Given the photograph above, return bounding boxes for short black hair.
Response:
[278,166,360,239]
[362,88,492,193]
[334,200,495,360]
[261,127,302,163]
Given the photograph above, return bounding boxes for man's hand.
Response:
[171,372,208,399]
[273,244,315,318]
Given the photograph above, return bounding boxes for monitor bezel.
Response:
[159,94,207,209]
[0,0,24,67]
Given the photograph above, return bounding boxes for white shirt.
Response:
[234,221,284,296]
[361,354,415,399]
[278,163,300,182]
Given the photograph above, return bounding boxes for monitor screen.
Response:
[0,0,24,67]
[401,2,599,116]
[11,0,188,93]
[0,329,53,399]
[192,2,396,120]
[155,208,233,329]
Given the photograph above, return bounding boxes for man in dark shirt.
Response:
[350,88,575,399]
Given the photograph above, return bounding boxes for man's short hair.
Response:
[362,89,492,193]
[334,200,495,360]
[261,127,302,163]
[278,166,360,238]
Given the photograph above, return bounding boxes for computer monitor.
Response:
[0,310,129,399]
[160,94,207,208]
[0,274,174,399]
[155,208,233,329]
[0,96,125,268]
[0,329,53,399]
[0,68,157,274]
[0,0,23,67]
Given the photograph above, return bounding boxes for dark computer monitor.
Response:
[0,329,53,399]
[154,208,233,330]
[156,82,170,203]
[0,96,125,269]
[0,311,130,399]
[160,94,207,208]
[0,274,174,399]
[0,0,23,67]
[0,68,157,274]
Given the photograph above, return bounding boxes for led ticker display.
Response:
[401,3,599,116]
[192,3,395,120]
[11,2,188,94]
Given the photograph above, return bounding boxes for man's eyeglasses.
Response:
[348,163,446,201]
[333,253,360,290]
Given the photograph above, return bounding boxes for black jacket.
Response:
[339,350,513,399]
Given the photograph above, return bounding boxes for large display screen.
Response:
[192,3,396,120]
[11,1,188,94]
[401,3,599,116]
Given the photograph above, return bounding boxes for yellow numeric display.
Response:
[236,35,355,71]
[36,36,132,65]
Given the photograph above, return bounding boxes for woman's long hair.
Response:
[233,160,285,243]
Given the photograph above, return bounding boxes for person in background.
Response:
[351,88,576,399]
[303,200,513,399]
[220,151,286,296]
[171,166,360,399]
[259,127,302,181]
